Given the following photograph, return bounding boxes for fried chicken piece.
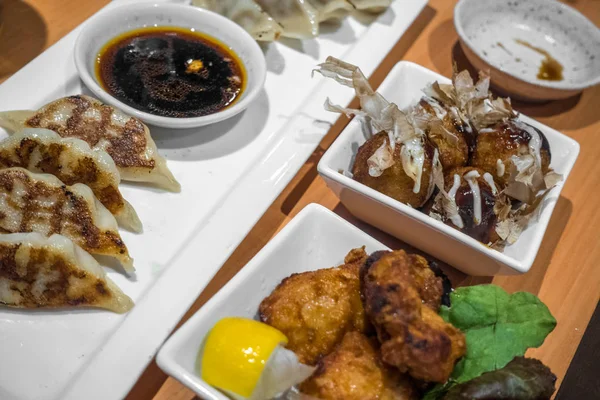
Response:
[300,332,417,400]
[259,247,370,365]
[361,250,466,383]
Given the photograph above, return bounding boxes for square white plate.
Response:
[156,203,390,399]
[317,62,580,276]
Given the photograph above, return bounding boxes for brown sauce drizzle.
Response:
[514,39,564,81]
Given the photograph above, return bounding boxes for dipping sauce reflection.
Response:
[96,26,246,118]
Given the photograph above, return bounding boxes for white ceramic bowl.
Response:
[156,203,390,399]
[74,2,266,128]
[454,0,600,101]
[317,61,580,276]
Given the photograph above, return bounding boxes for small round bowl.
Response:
[454,0,600,102]
[74,2,266,128]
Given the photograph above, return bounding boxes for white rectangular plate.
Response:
[0,0,428,399]
[157,203,390,399]
[318,61,580,275]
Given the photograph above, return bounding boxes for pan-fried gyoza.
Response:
[0,128,142,232]
[0,95,180,192]
[0,232,133,313]
[0,168,134,272]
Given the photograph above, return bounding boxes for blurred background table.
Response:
[1,0,599,399]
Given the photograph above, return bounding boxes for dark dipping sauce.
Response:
[96,27,246,118]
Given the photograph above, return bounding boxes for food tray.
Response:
[0,0,428,399]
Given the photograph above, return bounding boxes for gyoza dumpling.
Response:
[348,0,392,12]
[0,232,133,313]
[255,0,319,39]
[0,168,134,273]
[308,0,353,22]
[0,128,142,233]
[0,95,180,192]
[192,0,283,41]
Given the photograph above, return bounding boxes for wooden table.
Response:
[2,0,599,399]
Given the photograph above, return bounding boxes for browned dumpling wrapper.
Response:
[0,95,180,192]
[0,168,134,273]
[0,128,142,232]
[0,232,133,313]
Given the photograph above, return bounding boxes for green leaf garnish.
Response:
[439,285,556,384]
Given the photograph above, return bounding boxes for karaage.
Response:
[360,250,466,383]
[259,247,369,365]
[299,331,417,400]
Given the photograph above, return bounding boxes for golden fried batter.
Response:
[352,132,435,208]
[418,99,472,170]
[300,332,417,400]
[361,250,466,383]
[472,120,551,187]
[259,248,369,366]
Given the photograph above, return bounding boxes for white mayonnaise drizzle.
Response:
[400,138,425,193]
[464,170,482,225]
[447,174,464,229]
[513,120,542,168]
[483,172,498,195]
[448,174,461,198]
[423,97,447,120]
[426,149,440,199]
[496,159,505,177]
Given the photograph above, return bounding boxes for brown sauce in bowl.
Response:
[514,39,564,81]
[96,26,246,118]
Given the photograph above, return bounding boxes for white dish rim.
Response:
[453,0,600,91]
[73,2,267,129]
[317,61,580,274]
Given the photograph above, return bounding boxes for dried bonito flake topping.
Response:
[314,57,562,247]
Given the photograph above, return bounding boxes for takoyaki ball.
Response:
[443,167,500,244]
[472,120,551,187]
[418,99,473,170]
[352,132,435,208]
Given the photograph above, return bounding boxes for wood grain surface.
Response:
[1,0,598,399]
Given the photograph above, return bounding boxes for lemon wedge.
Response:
[200,317,313,399]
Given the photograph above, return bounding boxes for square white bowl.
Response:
[156,203,390,399]
[317,61,580,276]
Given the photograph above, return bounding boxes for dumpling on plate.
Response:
[0,128,142,233]
[192,0,283,41]
[348,0,392,12]
[0,232,133,313]
[255,0,320,39]
[0,168,134,273]
[0,95,180,192]
[307,0,354,22]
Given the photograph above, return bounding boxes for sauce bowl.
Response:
[454,0,600,102]
[75,2,266,128]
